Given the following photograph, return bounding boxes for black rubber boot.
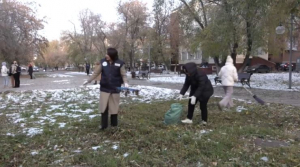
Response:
[111,114,118,127]
[94,81,97,85]
[101,108,109,130]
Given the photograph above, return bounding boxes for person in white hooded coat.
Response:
[1,62,9,88]
[218,56,238,109]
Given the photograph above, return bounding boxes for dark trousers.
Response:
[187,97,210,122]
[29,72,33,79]
[101,107,118,130]
[13,73,20,87]
[86,69,90,75]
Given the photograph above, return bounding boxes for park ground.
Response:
[0,71,300,166]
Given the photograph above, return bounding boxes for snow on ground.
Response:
[0,85,180,137]
[148,73,300,91]
[52,80,70,84]
[47,74,74,78]
[65,72,87,75]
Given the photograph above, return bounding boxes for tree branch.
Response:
[180,0,205,29]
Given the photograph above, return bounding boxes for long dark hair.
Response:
[107,48,118,61]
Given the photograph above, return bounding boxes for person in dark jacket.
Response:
[179,62,214,125]
[83,48,128,130]
[28,64,33,79]
[86,63,90,75]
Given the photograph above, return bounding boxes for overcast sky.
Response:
[19,0,154,41]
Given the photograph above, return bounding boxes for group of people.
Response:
[1,61,36,88]
[1,61,22,88]
[83,47,238,130]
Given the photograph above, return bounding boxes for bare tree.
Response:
[117,0,148,69]
[151,0,175,70]
[0,0,47,64]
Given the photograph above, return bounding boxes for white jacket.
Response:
[1,65,8,76]
[218,56,238,86]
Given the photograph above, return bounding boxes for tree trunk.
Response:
[231,43,238,66]
[239,21,252,72]
[213,56,227,75]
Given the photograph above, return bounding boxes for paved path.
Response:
[0,71,299,107]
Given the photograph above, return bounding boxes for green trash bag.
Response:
[164,103,183,125]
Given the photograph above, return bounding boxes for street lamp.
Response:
[276,13,294,89]
[275,24,285,35]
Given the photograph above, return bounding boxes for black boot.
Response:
[94,81,97,85]
[101,108,109,130]
[111,114,118,127]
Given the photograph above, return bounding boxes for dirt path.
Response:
[0,71,299,107]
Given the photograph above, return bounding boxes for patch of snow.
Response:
[58,123,66,128]
[38,116,56,123]
[92,146,101,150]
[112,145,119,150]
[261,156,269,162]
[236,106,248,112]
[149,73,300,91]
[14,118,26,123]
[149,76,185,83]
[123,153,129,158]
[52,80,70,84]
[73,150,81,153]
[69,114,81,118]
[53,113,67,116]
[6,133,15,136]
[24,128,43,137]
[31,151,38,156]
[49,105,62,111]
[76,109,94,114]
[200,129,213,134]
[121,85,179,103]
[48,74,73,78]
[65,72,87,75]
[89,115,100,119]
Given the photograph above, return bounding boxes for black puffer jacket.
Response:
[180,62,214,100]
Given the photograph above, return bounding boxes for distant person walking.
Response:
[86,63,90,75]
[28,64,33,79]
[1,62,9,88]
[218,56,238,110]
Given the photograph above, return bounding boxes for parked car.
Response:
[33,66,39,72]
[21,67,26,71]
[151,65,165,70]
[246,64,271,73]
[279,63,295,71]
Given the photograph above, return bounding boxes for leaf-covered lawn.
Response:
[0,88,300,166]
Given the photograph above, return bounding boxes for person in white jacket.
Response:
[1,62,9,88]
[218,56,238,110]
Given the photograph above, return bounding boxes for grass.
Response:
[0,96,300,166]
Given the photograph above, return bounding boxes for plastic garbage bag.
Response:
[164,103,183,125]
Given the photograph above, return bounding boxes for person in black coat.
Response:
[86,63,90,75]
[179,62,214,125]
[28,64,33,79]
